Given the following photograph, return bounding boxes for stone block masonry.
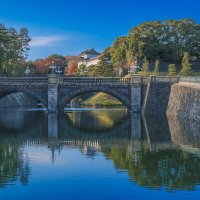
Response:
[130,76,142,112]
[142,76,178,114]
[48,76,58,112]
[167,82,200,121]
[0,75,184,114]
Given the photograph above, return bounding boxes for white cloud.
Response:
[29,36,64,47]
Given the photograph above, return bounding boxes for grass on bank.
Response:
[81,92,123,107]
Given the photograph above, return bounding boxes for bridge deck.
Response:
[0,76,179,85]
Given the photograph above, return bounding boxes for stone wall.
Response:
[167,82,200,121]
[142,82,174,113]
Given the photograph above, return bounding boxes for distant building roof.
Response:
[80,48,100,56]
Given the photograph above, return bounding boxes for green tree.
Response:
[140,57,150,77]
[110,36,129,69]
[87,65,97,76]
[48,54,68,65]
[48,54,68,74]
[108,18,200,71]
[10,64,25,76]
[88,48,115,77]
[153,60,160,76]
[76,64,87,76]
[179,52,192,76]
[97,55,115,77]
[168,64,177,76]
[0,23,31,76]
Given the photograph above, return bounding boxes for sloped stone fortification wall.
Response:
[142,76,178,114]
[167,82,200,121]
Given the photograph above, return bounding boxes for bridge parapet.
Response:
[149,76,179,83]
[131,75,142,84]
[179,76,200,83]
[59,77,131,86]
[142,77,151,84]
[0,77,48,85]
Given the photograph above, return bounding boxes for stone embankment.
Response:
[167,78,200,121]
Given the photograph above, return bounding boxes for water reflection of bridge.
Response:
[48,112,144,142]
[48,112,177,151]
[0,109,200,152]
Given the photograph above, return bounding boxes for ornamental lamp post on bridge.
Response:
[25,66,31,77]
[49,61,57,76]
[55,66,63,76]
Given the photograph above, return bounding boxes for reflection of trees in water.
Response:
[99,114,200,191]
[101,144,200,191]
[0,110,47,188]
[0,108,200,190]
[0,142,30,188]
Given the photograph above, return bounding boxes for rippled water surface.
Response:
[0,108,200,200]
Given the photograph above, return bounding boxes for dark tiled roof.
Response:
[80,48,100,55]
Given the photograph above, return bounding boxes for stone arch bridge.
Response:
[0,75,178,113]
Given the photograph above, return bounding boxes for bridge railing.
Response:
[0,77,48,85]
[131,76,179,84]
[179,76,200,83]
[149,76,179,83]
[142,77,151,84]
[0,76,181,86]
[59,77,131,85]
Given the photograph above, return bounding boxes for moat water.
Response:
[0,108,200,200]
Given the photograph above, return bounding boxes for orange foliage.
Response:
[34,59,51,74]
[67,60,78,75]
[65,56,78,75]
[32,55,78,75]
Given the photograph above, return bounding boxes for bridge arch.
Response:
[58,86,130,110]
[0,89,48,108]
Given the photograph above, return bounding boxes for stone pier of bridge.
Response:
[48,75,59,112]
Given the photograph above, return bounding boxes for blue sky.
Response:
[0,0,200,60]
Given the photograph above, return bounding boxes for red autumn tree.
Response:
[34,59,51,74]
[67,59,78,75]
[64,56,78,75]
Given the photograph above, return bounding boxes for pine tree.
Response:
[88,65,97,76]
[76,64,87,76]
[179,52,192,76]
[97,54,115,77]
[168,64,177,76]
[153,60,160,76]
[140,57,150,77]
